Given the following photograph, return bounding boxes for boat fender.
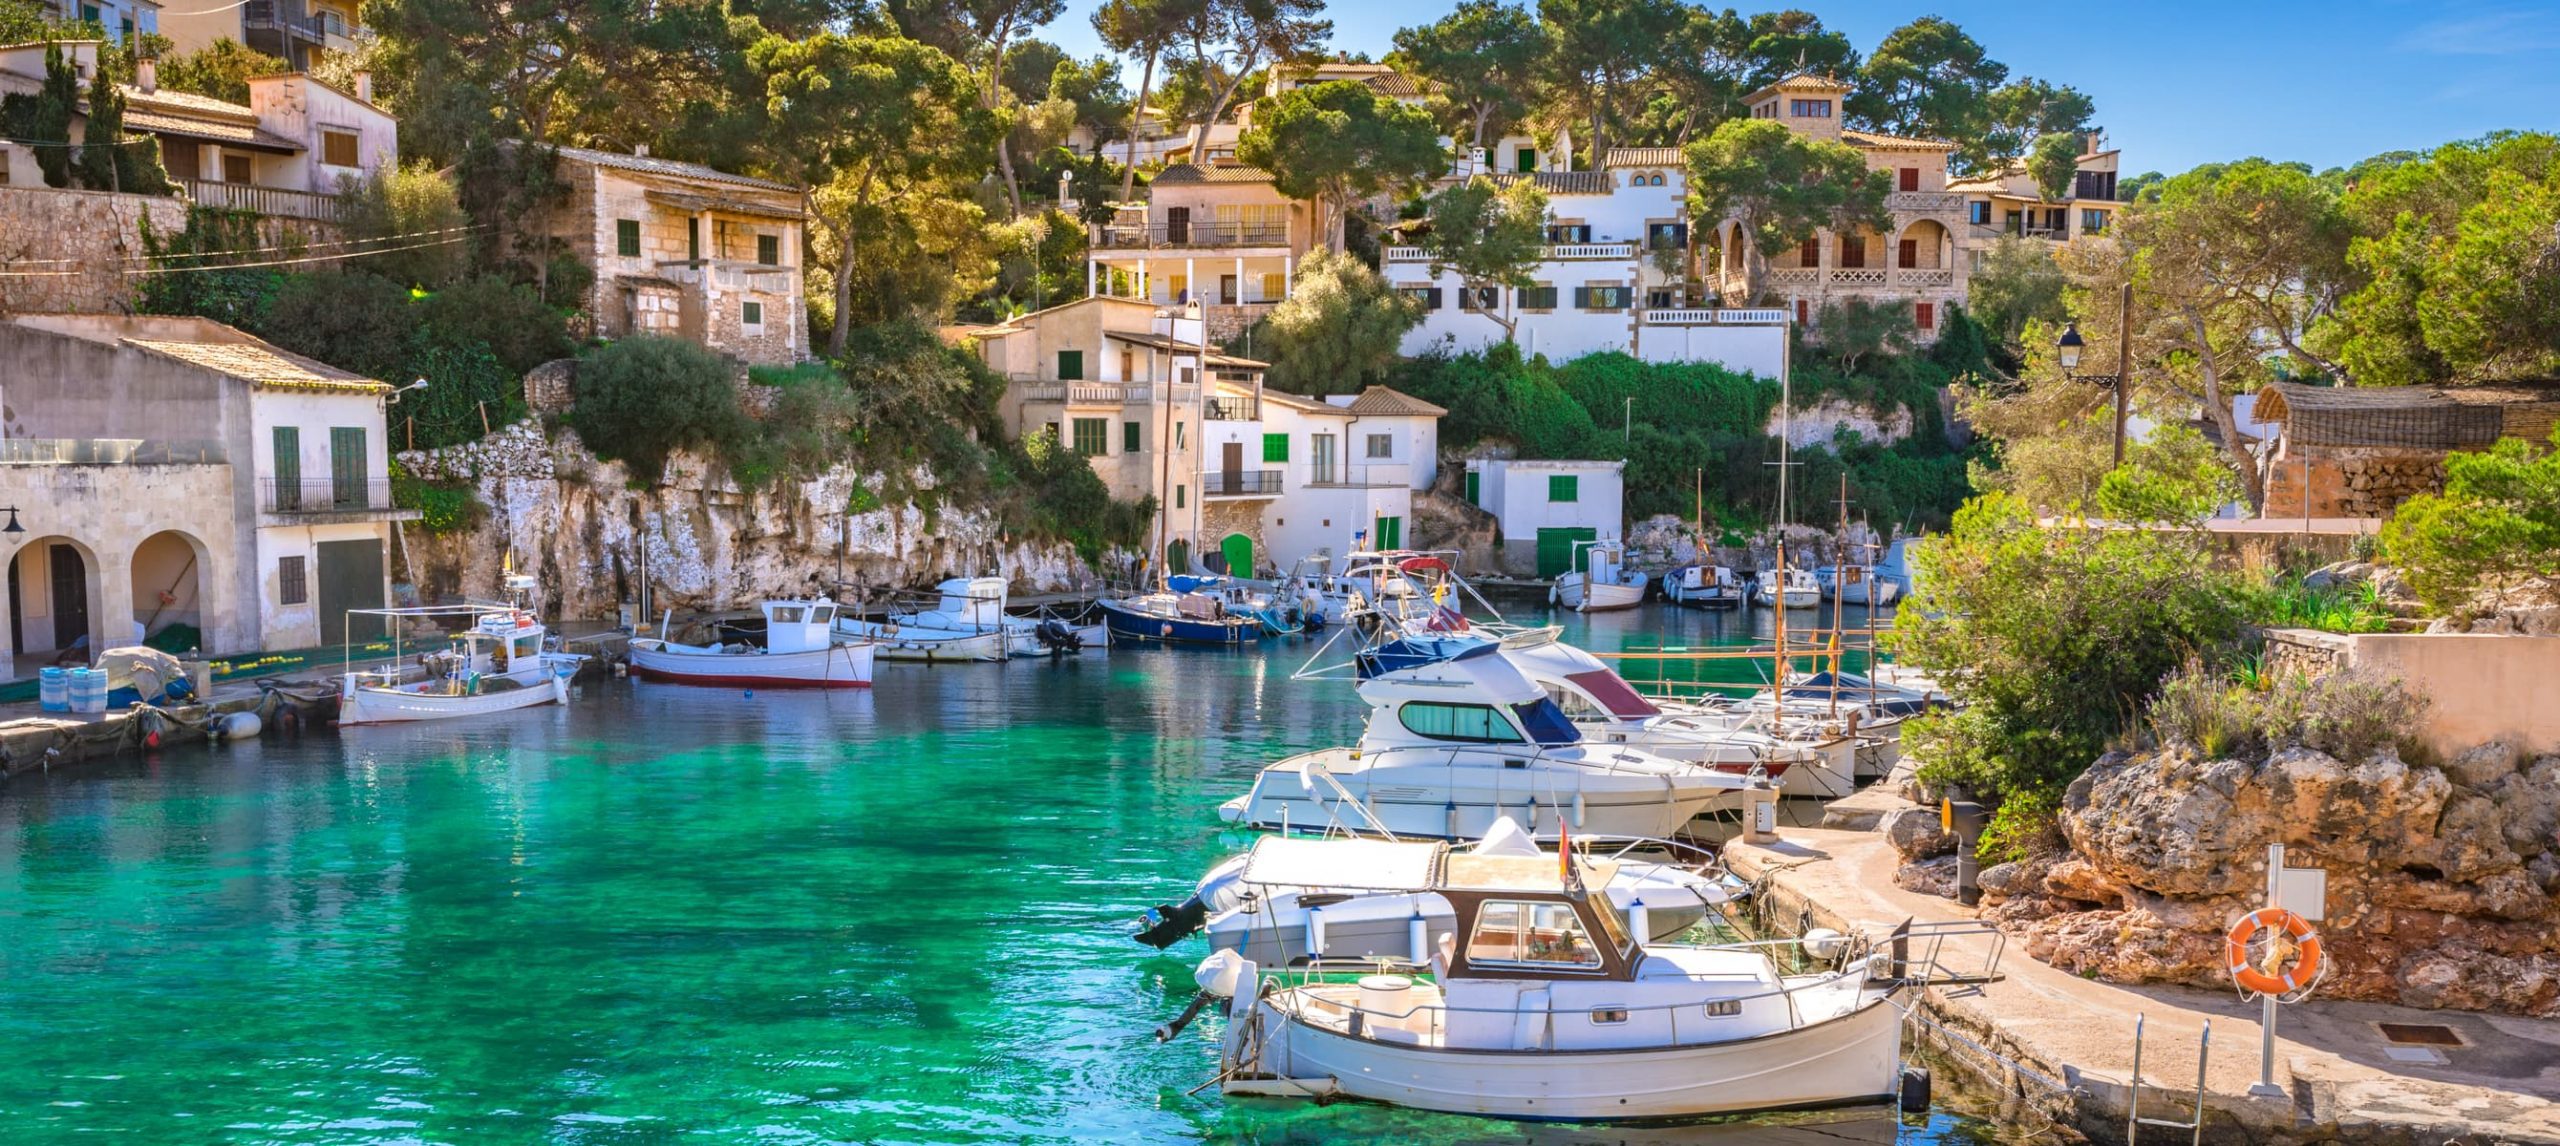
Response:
[1407,912,1429,966]
[1132,897,1210,949]
[216,711,263,740]
[1572,791,1586,830]
[1898,1066,1931,1113]
[1800,927,1848,961]
[1305,907,1327,958]
[1628,900,1651,943]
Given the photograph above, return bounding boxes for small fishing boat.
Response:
[337,579,587,725]
[833,577,1011,662]
[1134,819,1742,964]
[629,598,873,688]
[1220,642,1765,839]
[1552,539,1648,613]
[1185,842,1909,1120]
[1098,589,1265,646]
[1753,566,1822,609]
[1816,565,1901,607]
[1662,563,1746,608]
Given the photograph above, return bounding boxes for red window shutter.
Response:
[1840,236,1864,268]
[1899,239,1918,269]
[1799,237,1820,266]
[1796,299,1810,324]
[1916,301,1935,329]
[1899,167,1919,192]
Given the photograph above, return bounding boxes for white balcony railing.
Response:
[1013,380,1199,405]
[182,178,344,222]
[1766,267,1820,286]
[1885,191,1966,213]
[1640,308,1792,326]
[1896,268,1955,288]
[1382,246,1430,263]
[1547,242,1636,259]
[1830,268,1889,287]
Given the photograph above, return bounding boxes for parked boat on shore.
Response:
[630,598,873,688]
[1190,842,1907,1120]
[1553,539,1648,613]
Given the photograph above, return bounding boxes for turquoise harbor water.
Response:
[0,605,2001,1144]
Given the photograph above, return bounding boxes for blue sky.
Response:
[1036,1,2560,174]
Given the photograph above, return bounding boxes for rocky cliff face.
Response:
[1624,515,1889,574]
[396,420,1097,618]
[1975,743,2560,1016]
[1767,397,1913,449]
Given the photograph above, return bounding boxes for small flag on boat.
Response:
[1558,821,1570,885]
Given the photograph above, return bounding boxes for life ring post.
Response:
[2230,842,2324,1100]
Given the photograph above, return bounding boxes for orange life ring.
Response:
[2225,907,2323,996]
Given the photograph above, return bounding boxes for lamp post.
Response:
[2058,281,2135,466]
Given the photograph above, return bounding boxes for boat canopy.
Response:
[1240,836,1449,892]
[1439,853,1622,894]
[932,578,1008,627]
[762,598,838,654]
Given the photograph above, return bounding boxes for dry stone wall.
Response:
[0,186,186,314]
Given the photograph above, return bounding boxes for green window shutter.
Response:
[616,219,640,257]
[330,426,366,507]
[1261,432,1289,463]
[757,234,780,265]
[1549,474,1578,503]
[1072,418,1108,456]
[1175,484,1185,509]
[1124,421,1141,452]
[1058,350,1083,381]
[1463,470,1479,505]
[742,300,762,326]
[272,425,301,510]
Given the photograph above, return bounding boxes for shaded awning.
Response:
[1240,835,1447,891]
[646,189,806,220]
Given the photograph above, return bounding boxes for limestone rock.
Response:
[1894,855,1959,898]
[2445,740,2521,788]
[1883,806,1956,860]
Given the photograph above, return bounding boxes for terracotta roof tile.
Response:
[1603,147,1684,168]
[124,338,388,393]
[550,144,800,194]
[1842,129,1957,152]
[1344,385,1446,417]
[1484,170,1611,195]
[1151,162,1277,185]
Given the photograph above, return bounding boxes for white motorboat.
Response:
[1552,539,1648,613]
[629,598,874,688]
[1219,642,1766,840]
[1193,844,1907,1120]
[337,585,586,725]
[1136,821,1738,966]
[1753,566,1822,609]
[1816,565,1901,607]
[1495,629,1822,780]
[1663,564,1746,608]
[835,577,1012,662]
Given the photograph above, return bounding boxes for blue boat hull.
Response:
[1099,600,1261,645]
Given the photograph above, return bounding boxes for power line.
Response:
[122,231,480,275]
[120,223,492,264]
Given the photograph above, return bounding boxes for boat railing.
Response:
[1260,948,1885,1052]
[1875,918,2007,987]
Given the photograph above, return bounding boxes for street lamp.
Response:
[386,377,429,405]
[2056,281,2135,465]
[1,506,22,536]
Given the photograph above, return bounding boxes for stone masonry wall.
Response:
[2263,447,2445,518]
[0,186,187,314]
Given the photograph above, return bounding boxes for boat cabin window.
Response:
[1563,669,1660,719]
[511,634,539,659]
[1398,701,1525,743]
[1509,698,1582,746]
[808,605,835,625]
[1465,900,1603,970]
[772,605,806,624]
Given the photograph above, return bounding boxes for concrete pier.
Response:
[1725,825,2560,1144]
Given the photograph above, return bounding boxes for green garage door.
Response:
[317,538,386,645]
[1535,527,1597,578]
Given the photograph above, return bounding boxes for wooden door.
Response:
[49,544,87,650]
[1220,275,1238,304]
[317,539,385,645]
[1220,440,1243,487]
[1165,206,1189,244]
[1899,239,1918,268]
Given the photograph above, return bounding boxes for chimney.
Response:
[635,144,650,158]
[353,69,372,102]
[136,56,155,93]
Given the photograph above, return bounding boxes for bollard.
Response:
[1942,799,1989,906]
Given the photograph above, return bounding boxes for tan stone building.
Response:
[536,145,807,367]
[975,296,1223,521]
[1947,135,2125,262]
[156,0,366,73]
[1704,72,1969,340]
[2254,381,2560,518]
[1086,162,1319,345]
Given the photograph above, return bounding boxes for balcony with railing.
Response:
[260,476,404,518]
[1012,380,1196,406]
[182,179,345,222]
[1200,469,1285,497]
[1885,191,1966,214]
[0,438,227,465]
[1204,396,1259,422]
[241,0,327,41]
[1383,241,1637,265]
[1639,308,1792,326]
[1091,219,1293,250]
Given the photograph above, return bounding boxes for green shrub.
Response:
[398,338,525,450]
[567,336,744,479]
[388,459,486,534]
[420,275,575,374]
[2380,429,2560,614]
[2146,660,2429,764]
[135,206,282,327]
[336,161,471,289]
[2241,575,2393,634]
[259,271,420,378]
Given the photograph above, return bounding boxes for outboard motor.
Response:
[1133,896,1210,949]
[1035,617,1082,653]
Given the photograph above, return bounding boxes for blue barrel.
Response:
[38,666,68,712]
[68,667,108,714]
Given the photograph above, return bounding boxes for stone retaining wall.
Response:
[0,186,186,314]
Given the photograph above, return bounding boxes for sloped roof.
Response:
[124,107,302,151]
[124,338,388,394]
[550,144,800,194]
[1603,147,1684,168]
[1258,387,1352,417]
[1152,162,1276,185]
[645,189,807,221]
[1343,385,1446,417]
[1742,71,1854,104]
[1484,170,1612,195]
[2257,381,2560,449]
[1842,129,1957,152]
[1106,330,1267,369]
[1363,71,1425,98]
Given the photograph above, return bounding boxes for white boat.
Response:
[1663,564,1746,608]
[1816,565,1900,607]
[1754,566,1822,609]
[1552,539,1648,613]
[629,598,873,688]
[1496,629,1822,781]
[835,577,1012,662]
[1136,821,1739,965]
[337,588,586,726]
[1219,642,1766,840]
[1195,842,1907,1120]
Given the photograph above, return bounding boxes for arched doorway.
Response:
[8,536,101,659]
[131,530,207,653]
[1218,533,1255,579]
[1895,219,1951,271]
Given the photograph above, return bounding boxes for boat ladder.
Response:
[2126,1013,2210,1146]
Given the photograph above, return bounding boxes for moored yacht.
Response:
[1663,563,1746,608]
[1219,642,1765,840]
[1753,566,1823,609]
[629,597,874,687]
[834,577,1012,662]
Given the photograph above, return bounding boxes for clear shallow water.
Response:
[0,604,1997,1144]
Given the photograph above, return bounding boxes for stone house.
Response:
[0,42,396,223]
[1086,161,1318,344]
[1946,134,2125,262]
[0,314,414,669]
[535,144,807,367]
[2254,381,2560,518]
[1702,72,1969,341]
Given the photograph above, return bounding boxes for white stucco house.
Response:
[1197,383,1447,576]
[1464,458,1627,577]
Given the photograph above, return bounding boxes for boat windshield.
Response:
[1465,900,1603,970]
[1562,668,1660,719]
[1510,698,1581,746]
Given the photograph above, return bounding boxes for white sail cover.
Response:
[1239,836,1447,892]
